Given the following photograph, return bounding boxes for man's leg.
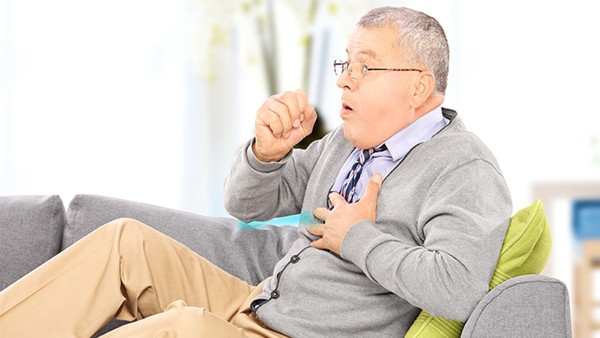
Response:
[100,300,247,338]
[101,296,289,338]
[0,218,253,337]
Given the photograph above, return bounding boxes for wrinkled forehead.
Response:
[345,26,402,62]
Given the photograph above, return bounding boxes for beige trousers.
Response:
[0,218,287,338]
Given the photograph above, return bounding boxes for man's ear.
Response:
[409,71,436,108]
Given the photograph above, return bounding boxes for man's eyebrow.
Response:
[345,48,380,61]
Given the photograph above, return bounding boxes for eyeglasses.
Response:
[333,60,422,80]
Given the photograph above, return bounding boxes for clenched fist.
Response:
[253,90,318,162]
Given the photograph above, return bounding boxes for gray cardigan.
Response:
[224,109,512,337]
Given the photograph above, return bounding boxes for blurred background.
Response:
[1,0,600,335]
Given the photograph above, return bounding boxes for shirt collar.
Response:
[381,106,446,162]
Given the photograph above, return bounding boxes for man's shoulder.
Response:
[430,113,502,169]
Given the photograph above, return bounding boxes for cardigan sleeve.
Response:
[223,130,336,223]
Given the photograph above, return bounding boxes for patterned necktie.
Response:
[329,145,387,209]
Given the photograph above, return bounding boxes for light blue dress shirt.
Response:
[330,106,449,202]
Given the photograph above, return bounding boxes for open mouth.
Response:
[340,101,355,114]
[340,103,354,118]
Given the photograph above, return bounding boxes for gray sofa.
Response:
[0,194,573,337]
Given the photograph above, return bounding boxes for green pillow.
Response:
[405,199,552,338]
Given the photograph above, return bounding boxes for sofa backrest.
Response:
[64,194,299,285]
[0,194,299,291]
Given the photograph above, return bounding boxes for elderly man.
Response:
[0,6,511,337]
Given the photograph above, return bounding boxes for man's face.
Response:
[337,26,422,149]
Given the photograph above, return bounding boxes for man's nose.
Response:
[336,70,355,91]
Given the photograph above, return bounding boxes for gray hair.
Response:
[357,7,449,95]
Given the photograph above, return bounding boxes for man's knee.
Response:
[94,218,158,253]
[104,217,147,229]
[100,217,152,237]
[157,301,244,337]
[103,301,231,338]
[163,300,207,327]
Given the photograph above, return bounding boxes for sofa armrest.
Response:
[461,274,572,338]
[0,195,66,291]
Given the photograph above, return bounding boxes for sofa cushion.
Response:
[64,194,299,285]
[405,199,552,338]
[0,195,66,291]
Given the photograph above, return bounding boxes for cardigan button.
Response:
[270,290,280,299]
[290,255,300,263]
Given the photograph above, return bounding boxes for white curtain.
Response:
[0,0,216,213]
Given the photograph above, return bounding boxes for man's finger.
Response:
[307,224,324,236]
[301,105,317,133]
[276,92,301,129]
[311,238,328,250]
[360,173,383,206]
[259,109,285,137]
[293,89,308,128]
[313,207,329,221]
[270,96,294,137]
[328,192,346,209]
[294,89,308,112]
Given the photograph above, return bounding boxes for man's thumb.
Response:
[301,105,318,130]
[362,173,382,203]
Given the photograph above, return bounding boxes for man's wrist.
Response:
[341,220,382,264]
[252,142,287,163]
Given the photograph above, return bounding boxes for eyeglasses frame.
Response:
[333,59,422,80]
